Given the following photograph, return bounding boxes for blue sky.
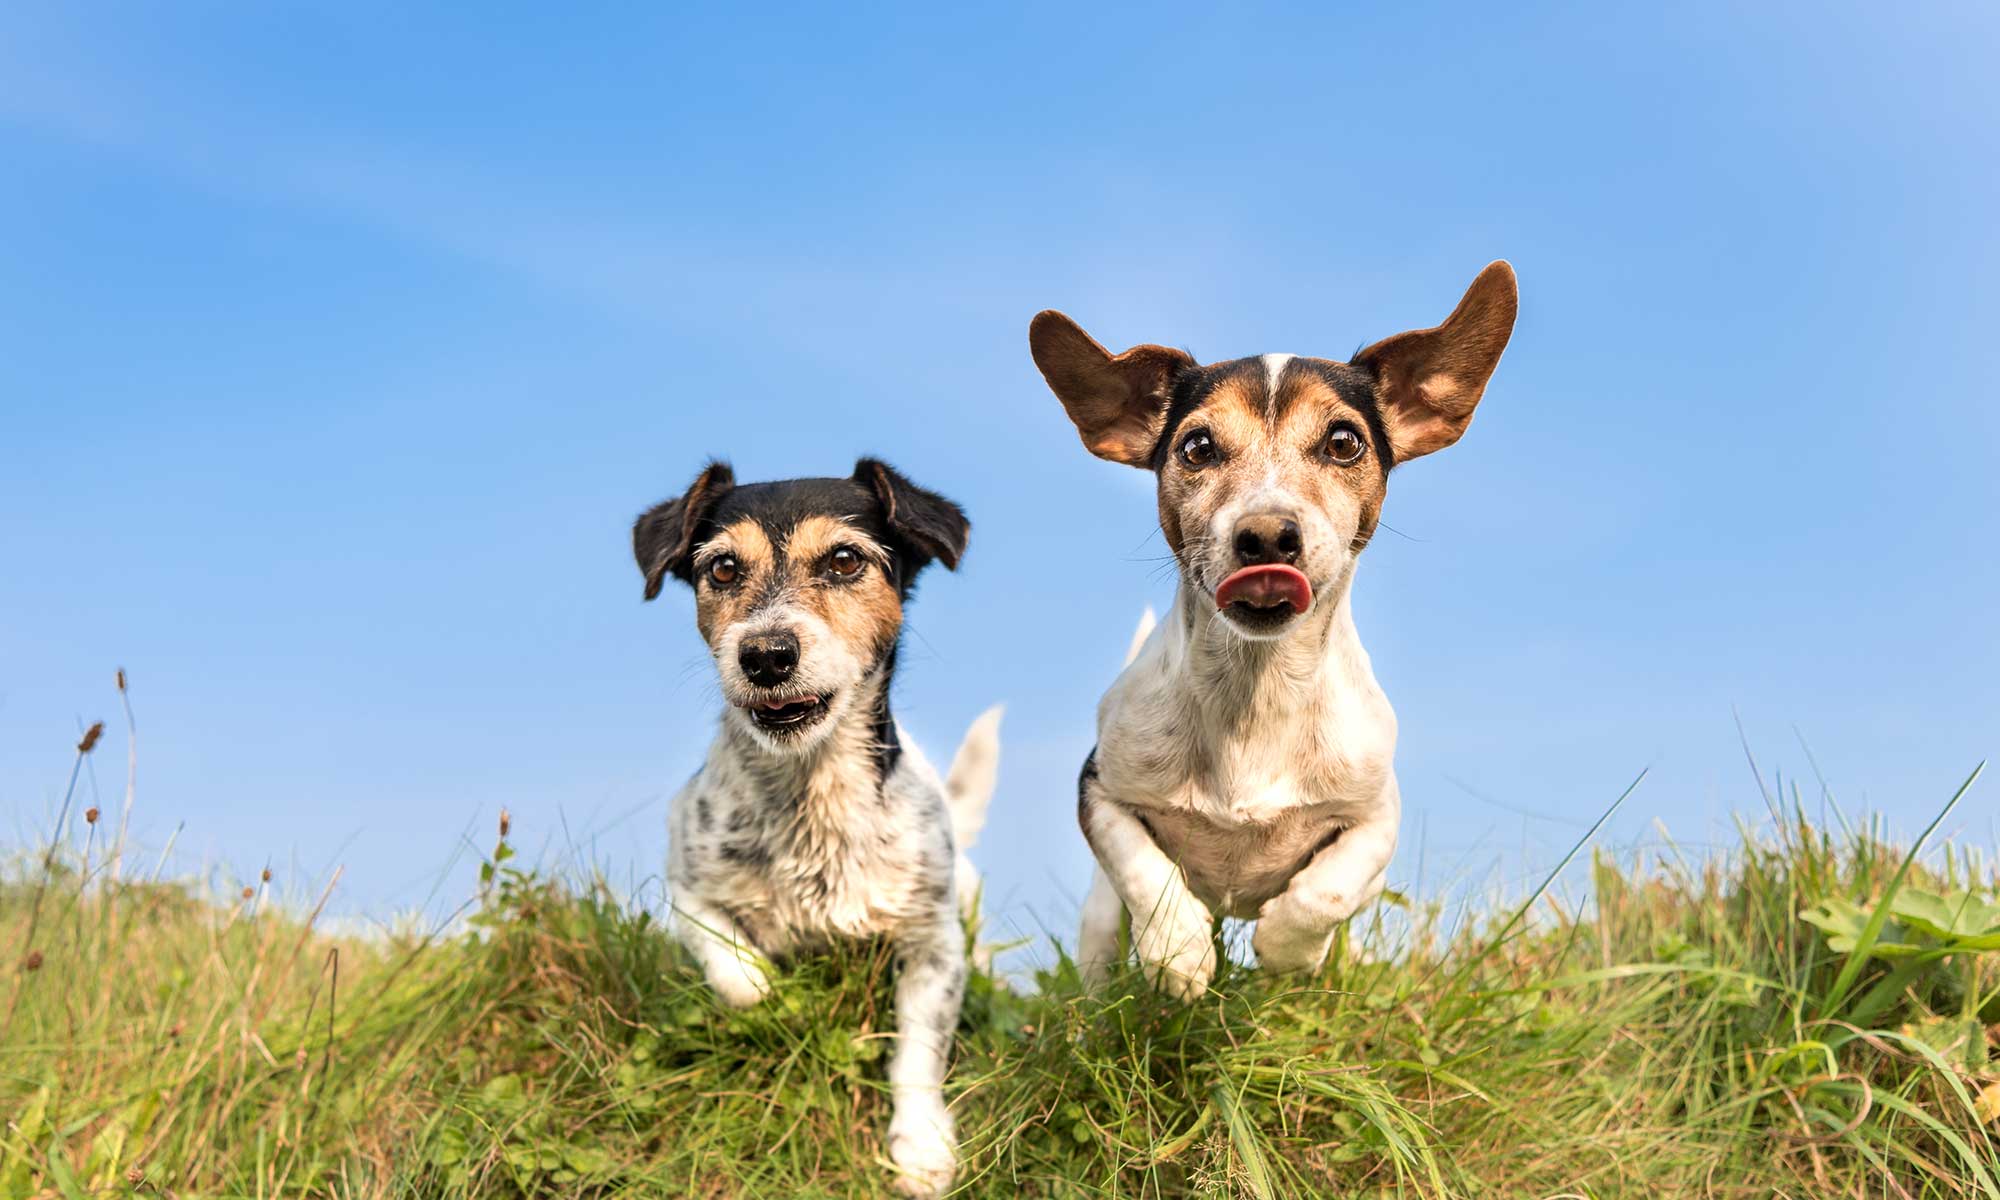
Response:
[4,4,1996,943]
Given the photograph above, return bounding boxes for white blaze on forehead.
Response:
[1261,354,1295,402]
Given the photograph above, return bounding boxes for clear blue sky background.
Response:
[4,4,1996,942]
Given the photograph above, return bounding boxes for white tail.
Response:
[1125,606,1157,666]
[944,704,1003,850]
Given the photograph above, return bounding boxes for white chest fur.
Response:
[1090,583,1398,911]
[672,718,953,954]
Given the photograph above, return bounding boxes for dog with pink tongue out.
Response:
[1029,263,1518,999]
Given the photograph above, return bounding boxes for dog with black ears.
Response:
[1030,263,1518,1001]
[633,458,1000,1198]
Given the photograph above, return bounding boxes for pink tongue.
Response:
[1215,564,1313,613]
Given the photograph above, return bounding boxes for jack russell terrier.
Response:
[1029,262,1517,1001]
[633,459,1001,1197]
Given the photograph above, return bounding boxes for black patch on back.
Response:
[1076,747,1100,822]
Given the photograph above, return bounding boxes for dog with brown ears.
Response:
[633,458,1000,1197]
[1029,263,1518,1001]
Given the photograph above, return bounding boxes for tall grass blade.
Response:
[1815,761,1984,1021]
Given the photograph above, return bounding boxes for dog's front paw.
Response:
[1134,906,1216,1003]
[888,1099,957,1198]
[705,952,773,1009]
[1253,894,1337,975]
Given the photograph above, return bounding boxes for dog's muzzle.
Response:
[742,692,833,734]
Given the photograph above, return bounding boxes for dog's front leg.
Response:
[668,893,772,1009]
[1075,864,1127,985]
[1081,791,1216,1001]
[1253,786,1399,975]
[886,915,965,1198]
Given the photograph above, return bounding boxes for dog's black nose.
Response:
[738,631,800,687]
[1232,514,1303,566]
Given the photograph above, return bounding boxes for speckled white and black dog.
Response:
[1029,263,1518,1002]
[633,458,1000,1198]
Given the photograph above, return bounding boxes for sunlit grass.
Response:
[3,747,1996,1198]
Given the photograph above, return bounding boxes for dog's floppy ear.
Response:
[633,460,735,600]
[1354,261,1518,463]
[853,458,969,587]
[1029,311,1195,468]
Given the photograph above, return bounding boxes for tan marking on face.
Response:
[1275,369,1387,548]
[785,516,904,665]
[692,519,773,644]
[1157,362,1390,591]
[782,515,864,567]
[1157,375,1268,560]
[697,514,901,670]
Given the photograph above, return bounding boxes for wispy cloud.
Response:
[0,34,876,339]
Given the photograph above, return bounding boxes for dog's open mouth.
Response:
[1215,564,1314,624]
[744,693,832,732]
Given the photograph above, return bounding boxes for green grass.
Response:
[4,762,1998,1198]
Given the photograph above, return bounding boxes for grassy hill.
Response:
[4,766,1997,1198]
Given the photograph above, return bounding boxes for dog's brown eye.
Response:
[827,547,864,578]
[1322,423,1366,465]
[707,556,739,586]
[1179,430,1218,468]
